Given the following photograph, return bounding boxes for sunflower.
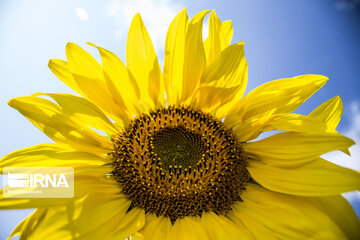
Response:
[1,9,360,240]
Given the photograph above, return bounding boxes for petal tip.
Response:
[334,95,342,103]
[342,138,356,155]
[7,98,18,108]
[342,148,352,156]
[65,42,75,49]
[65,42,83,56]
[65,42,77,55]
[48,59,53,67]
[133,12,142,22]
[318,75,329,83]
[86,42,97,48]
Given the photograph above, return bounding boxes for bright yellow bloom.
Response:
[1,9,360,239]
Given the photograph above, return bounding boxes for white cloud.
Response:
[323,101,360,171]
[76,7,89,21]
[106,0,183,56]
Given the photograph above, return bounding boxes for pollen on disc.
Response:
[112,106,250,223]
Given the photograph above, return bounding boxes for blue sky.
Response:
[0,0,359,238]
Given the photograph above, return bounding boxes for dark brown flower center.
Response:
[152,126,206,173]
[112,106,249,223]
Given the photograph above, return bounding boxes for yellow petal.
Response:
[108,208,146,240]
[8,96,113,154]
[309,96,343,131]
[214,73,248,119]
[231,184,346,239]
[65,42,103,79]
[181,10,210,102]
[248,158,360,196]
[48,59,82,95]
[34,93,119,135]
[164,9,189,105]
[192,85,240,111]
[73,174,120,201]
[309,195,360,239]
[244,131,355,167]
[193,42,247,110]
[256,113,329,133]
[87,43,142,116]
[220,20,233,48]
[27,209,66,239]
[226,74,328,127]
[72,75,129,124]
[204,12,233,65]
[132,233,144,240]
[234,113,330,142]
[12,207,76,240]
[71,196,132,239]
[213,45,247,118]
[166,216,209,240]
[65,42,129,124]
[227,208,277,240]
[204,11,222,65]
[200,211,245,240]
[0,143,109,174]
[10,195,132,240]
[139,214,172,240]
[126,13,163,109]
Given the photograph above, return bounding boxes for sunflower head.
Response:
[112,105,249,222]
[2,8,359,240]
